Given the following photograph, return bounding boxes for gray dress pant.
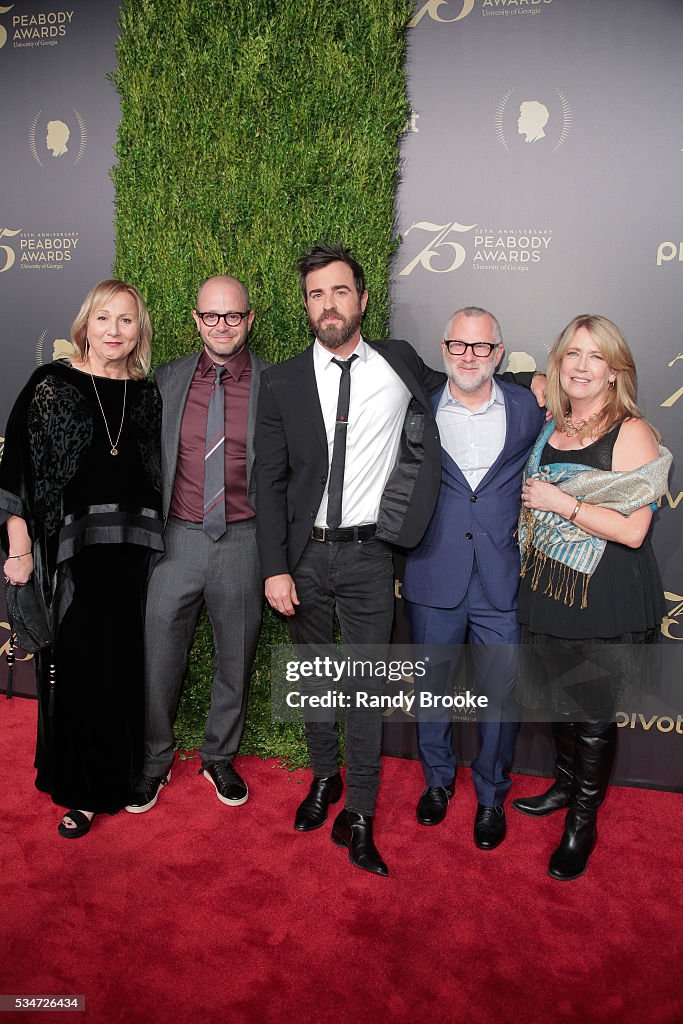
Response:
[143,517,263,774]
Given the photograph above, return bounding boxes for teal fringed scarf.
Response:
[518,419,672,608]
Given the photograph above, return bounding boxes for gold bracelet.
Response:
[568,500,582,522]
[7,551,31,559]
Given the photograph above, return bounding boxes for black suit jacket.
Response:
[254,339,445,579]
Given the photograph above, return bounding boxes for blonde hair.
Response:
[70,279,152,380]
[545,314,661,443]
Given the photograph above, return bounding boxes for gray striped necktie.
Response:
[203,364,226,541]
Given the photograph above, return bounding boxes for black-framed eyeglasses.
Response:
[197,310,251,327]
[443,339,497,357]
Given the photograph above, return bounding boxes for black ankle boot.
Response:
[293,773,343,831]
[548,721,617,881]
[331,808,388,876]
[513,722,575,817]
[548,808,597,880]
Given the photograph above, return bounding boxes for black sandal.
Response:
[58,810,95,839]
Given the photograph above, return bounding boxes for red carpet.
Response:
[2,696,681,1024]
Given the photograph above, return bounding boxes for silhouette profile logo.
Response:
[29,110,87,167]
[46,119,70,156]
[496,88,571,152]
[35,332,76,366]
[517,100,549,143]
[0,5,14,49]
[503,351,537,375]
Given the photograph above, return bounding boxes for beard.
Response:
[310,306,363,350]
[443,353,497,394]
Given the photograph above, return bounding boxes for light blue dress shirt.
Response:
[436,377,507,489]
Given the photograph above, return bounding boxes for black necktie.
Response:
[203,364,226,541]
[326,354,358,530]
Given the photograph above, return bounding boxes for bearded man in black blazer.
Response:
[254,243,445,876]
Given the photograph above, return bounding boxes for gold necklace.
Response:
[90,373,127,455]
[562,409,599,438]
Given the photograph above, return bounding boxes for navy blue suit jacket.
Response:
[403,379,544,612]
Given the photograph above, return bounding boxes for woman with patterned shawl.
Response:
[513,314,671,880]
[0,280,163,838]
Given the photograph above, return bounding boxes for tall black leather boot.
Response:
[512,721,575,817]
[548,721,617,881]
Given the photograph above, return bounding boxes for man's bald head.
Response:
[197,275,250,310]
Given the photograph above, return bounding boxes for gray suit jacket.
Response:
[155,348,269,521]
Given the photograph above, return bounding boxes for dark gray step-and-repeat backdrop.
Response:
[0,0,680,788]
[387,0,682,789]
[0,0,122,688]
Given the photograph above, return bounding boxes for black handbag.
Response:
[5,579,51,654]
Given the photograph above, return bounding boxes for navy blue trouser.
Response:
[405,563,520,807]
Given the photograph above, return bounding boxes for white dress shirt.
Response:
[436,377,506,489]
[313,337,411,528]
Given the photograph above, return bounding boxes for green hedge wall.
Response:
[111,0,411,764]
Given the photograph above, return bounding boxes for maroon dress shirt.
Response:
[169,346,254,523]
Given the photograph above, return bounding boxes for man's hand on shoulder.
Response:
[530,371,547,410]
[265,573,300,617]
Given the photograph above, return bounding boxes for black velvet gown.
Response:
[0,360,163,813]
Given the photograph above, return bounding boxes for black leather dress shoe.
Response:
[331,808,388,876]
[474,803,506,850]
[416,785,454,826]
[293,773,343,831]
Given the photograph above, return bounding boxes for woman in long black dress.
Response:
[0,280,163,837]
[514,314,670,880]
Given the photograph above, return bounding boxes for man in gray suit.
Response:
[126,275,266,813]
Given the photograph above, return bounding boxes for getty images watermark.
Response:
[271,645,497,723]
[269,644,681,724]
[283,654,488,714]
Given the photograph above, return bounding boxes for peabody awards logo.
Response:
[496,88,571,152]
[410,0,553,27]
[0,4,13,48]
[35,331,75,365]
[410,0,474,26]
[482,0,553,17]
[473,227,552,273]
[398,220,551,276]
[399,220,477,276]
[29,109,87,167]
[0,226,21,272]
[3,5,75,50]
[0,227,80,271]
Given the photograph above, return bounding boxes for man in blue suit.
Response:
[403,307,545,850]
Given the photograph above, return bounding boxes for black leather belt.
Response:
[310,524,377,543]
